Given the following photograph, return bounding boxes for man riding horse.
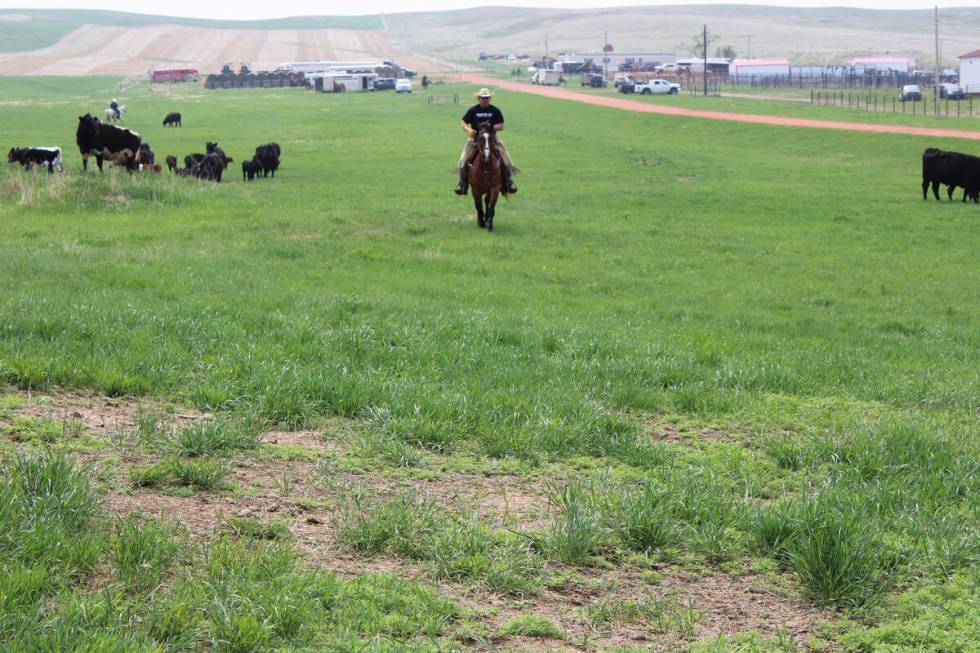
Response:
[110,98,121,120]
[455,88,517,195]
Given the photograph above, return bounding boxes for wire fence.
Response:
[810,90,980,118]
[729,73,947,90]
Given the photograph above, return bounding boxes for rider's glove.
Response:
[467,128,476,138]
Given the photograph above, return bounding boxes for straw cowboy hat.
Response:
[474,87,494,98]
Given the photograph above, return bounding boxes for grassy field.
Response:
[0,76,977,652]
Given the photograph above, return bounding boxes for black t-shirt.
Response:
[463,104,504,129]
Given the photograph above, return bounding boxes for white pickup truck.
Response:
[621,79,681,95]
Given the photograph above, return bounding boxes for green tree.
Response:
[715,45,737,59]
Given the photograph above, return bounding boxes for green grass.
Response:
[0,451,461,651]
[0,76,977,648]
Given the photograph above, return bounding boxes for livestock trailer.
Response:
[311,72,378,92]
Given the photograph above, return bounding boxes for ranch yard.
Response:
[0,75,977,652]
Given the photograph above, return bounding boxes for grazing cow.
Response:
[138,142,155,165]
[140,163,162,173]
[922,148,980,203]
[175,167,195,177]
[76,114,141,172]
[165,155,177,173]
[242,158,263,181]
[254,142,281,178]
[184,153,206,172]
[162,112,182,127]
[205,142,233,169]
[7,146,63,174]
[195,152,225,182]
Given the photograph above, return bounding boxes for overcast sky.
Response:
[4,1,977,21]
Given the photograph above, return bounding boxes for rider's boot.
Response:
[454,168,469,195]
[502,166,518,194]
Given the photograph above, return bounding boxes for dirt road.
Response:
[463,74,980,142]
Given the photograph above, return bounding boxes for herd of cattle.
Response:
[7,111,280,184]
[7,112,979,204]
[922,148,980,203]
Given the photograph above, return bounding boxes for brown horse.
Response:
[468,122,507,231]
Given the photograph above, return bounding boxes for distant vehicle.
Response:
[221,64,233,75]
[395,78,413,93]
[900,84,922,102]
[613,74,633,88]
[373,78,396,90]
[531,69,562,86]
[400,68,417,78]
[939,83,965,100]
[621,79,681,95]
[580,72,607,88]
[240,64,252,75]
[654,63,678,73]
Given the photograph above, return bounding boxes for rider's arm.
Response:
[461,120,475,136]
[494,122,504,132]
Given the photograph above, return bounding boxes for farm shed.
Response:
[728,58,791,78]
[849,57,912,75]
[959,49,980,94]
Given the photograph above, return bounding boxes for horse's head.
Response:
[476,122,497,162]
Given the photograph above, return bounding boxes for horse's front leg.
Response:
[473,192,485,228]
[485,191,498,232]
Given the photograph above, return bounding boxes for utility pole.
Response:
[604,29,608,79]
[703,24,708,97]
[934,5,940,118]
[545,33,549,62]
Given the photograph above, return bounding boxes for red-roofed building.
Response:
[960,49,980,94]
[728,58,791,77]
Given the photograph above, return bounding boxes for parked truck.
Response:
[620,78,680,95]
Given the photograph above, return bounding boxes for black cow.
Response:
[162,112,182,127]
[165,155,177,173]
[76,113,141,172]
[184,153,205,170]
[205,142,232,169]
[254,142,281,178]
[242,158,262,181]
[138,142,155,165]
[195,152,224,182]
[7,146,63,174]
[922,148,980,203]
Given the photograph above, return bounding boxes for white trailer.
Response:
[310,72,378,92]
[959,48,980,94]
[531,69,561,86]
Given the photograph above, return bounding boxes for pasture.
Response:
[0,76,977,652]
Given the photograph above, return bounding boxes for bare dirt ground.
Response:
[0,24,445,75]
[464,74,980,142]
[1,388,832,649]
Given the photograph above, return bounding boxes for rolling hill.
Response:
[0,5,978,75]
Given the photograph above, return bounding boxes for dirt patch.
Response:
[10,389,153,437]
[641,417,741,445]
[462,74,980,142]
